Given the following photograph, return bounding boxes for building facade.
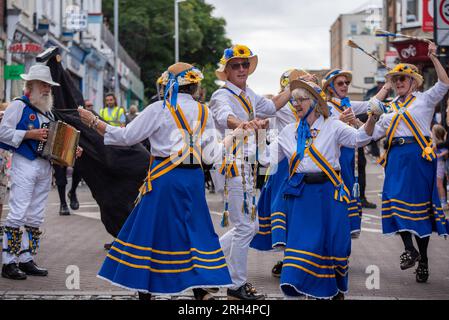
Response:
[383,0,437,90]
[0,0,6,102]
[2,0,144,112]
[330,3,385,100]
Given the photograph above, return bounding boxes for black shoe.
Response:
[18,261,48,276]
[138,292,152,301]
[351,231,361,239]
[271,261,283,278]
[68,190,79,210]
[400,250,421,270]
[227,283,265,300]
[2,263,27,280]
[332,292,345,300]
[193,288,215,300]
[59,203,70,216]
[415,262,429,283]
[361,198,377,209]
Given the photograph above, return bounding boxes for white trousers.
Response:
[219,167,259,289]
[2,153,52,264]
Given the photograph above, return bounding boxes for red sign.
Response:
[8,43,42,54]
[391,40,430,63]
[423,0,434,32]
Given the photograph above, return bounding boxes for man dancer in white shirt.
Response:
[209,44,291,300]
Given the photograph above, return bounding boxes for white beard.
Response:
[30,87,53,113]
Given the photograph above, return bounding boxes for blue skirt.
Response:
[340,147,362,234]
[382,142,449,238]
[280,174,351,299]
[97,161,232,295]
[250,158,289,251]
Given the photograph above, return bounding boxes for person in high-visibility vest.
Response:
[100,93,126,127]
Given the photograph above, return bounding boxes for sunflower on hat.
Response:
[158,65,204,87]
[216,44,258,81]
[386,63,423,87]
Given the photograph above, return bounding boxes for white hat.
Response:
[20,64,60,87]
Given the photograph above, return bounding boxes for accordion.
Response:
[37,121,80,167]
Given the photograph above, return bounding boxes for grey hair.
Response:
[23,81,34,93]
[292,88,317,105]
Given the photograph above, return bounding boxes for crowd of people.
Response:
[0,40,448,301]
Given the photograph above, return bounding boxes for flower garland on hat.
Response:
[159,67,204,109]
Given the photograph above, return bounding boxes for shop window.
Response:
[402,0,421,28]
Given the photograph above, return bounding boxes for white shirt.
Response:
[328,98,370,120]
[261,116,372,173]
[104,94,223,165]
[0,100,52,148]
[209,81,277,135]
[269,102,298,131]
[372,80,449,140]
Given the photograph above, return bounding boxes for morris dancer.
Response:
[369,42,449,283]
[322,69,391,238]
[78,62,249,300]
[262,79,382,299]
[209,44,291,300]
[250,69,316,278]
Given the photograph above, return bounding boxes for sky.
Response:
[206,0,383,94]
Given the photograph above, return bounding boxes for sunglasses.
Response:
[335,81,351,87]
[229,62,251,71]
[392,75,408,83]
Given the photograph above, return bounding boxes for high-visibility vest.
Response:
[100,106,126,127]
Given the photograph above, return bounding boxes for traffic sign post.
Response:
[435,0,449,46]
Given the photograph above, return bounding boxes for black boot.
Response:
[138,292,152,301]
[193,288,215,300]
[415,262,429,283]
[271,261,283,278]
[400,250,421,270]
[361,198,377,209]
[68,190,79,210]
[2,263,27,280]
[18,261,48,276]
[59,203,70,216]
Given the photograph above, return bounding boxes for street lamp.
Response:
[175,0,187,63]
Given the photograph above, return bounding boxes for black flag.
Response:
[37,47,150,237]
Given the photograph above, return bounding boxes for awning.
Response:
[391,39,431,64]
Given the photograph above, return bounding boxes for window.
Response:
[406,0,418,23]
[350,23,357,35]
[364,77,375,84]
[402,0,421,28]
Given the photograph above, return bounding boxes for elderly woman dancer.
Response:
[369,42,449,283]
[322,69,391,238]
[262,79,382,300]
[78,63,243,300]
[250,69,317,278]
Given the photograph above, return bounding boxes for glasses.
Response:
[292,97,310,105]
[335,81,351,87]
[392,75,407,83]
[229,62,251,70]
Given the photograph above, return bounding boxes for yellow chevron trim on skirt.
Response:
[106,254,228,273]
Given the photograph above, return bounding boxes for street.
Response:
[1,158,449,300]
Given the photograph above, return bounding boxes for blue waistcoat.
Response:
[0,96,41,161]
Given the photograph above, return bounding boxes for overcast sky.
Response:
[206,0,383,94]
